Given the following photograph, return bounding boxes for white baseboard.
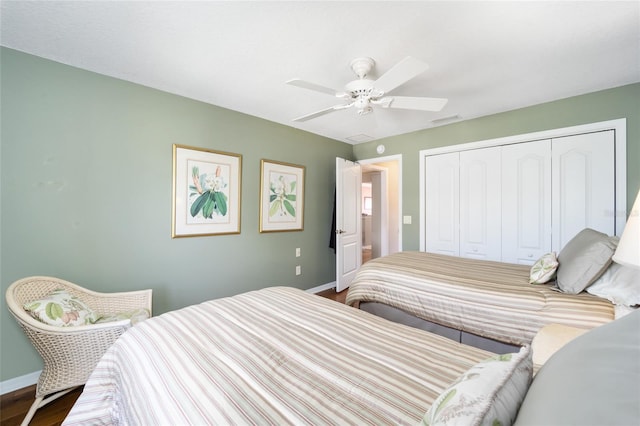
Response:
[1,370,40,395]
[306,281,337,294]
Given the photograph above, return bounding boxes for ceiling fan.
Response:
[287,56,448,122]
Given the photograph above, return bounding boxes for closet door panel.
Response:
[552,131,615,251]
[502,141,552,264]
[425,153,460,256]
[460,148,501,261]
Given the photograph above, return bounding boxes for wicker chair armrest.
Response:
[10,309,134,335]
[6,276,153,317]
[6,277,153,333]
[87,289,153,317]
[51,318,132,334]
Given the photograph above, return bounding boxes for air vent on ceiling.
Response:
[346,134,374,143]
[430,114,461,125]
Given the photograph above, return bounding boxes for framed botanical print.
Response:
[172,144,242,237]
[259,159,305,232]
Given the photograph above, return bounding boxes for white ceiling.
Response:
[1,1,639,144]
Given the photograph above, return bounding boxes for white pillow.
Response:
[586,262,640,307]
[24,289,98,326]
[421,346,533,426]
[529,252,558,284]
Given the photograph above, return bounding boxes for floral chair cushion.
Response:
[24,289,98,326]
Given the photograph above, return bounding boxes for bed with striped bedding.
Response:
[345,252,614,346]
[63,286,495,425]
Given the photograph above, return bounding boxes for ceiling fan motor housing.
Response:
[345,79,380,114]
[346,79,374,96]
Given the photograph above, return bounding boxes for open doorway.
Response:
[359,155,402,264]
[361,181,373,263]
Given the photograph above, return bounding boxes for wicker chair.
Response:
[6,276,152,426]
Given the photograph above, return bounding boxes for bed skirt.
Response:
[360,301,521,353]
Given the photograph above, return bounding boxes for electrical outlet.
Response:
[403,215,412,225]
[296,247,301,257]
[295,265,301,275]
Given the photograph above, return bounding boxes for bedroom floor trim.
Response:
[0,371,40,397]
[306,281,337,294]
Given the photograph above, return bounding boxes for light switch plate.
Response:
[403,215,412,225]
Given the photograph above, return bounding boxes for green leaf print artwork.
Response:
[189,165,229,218]
[269,175,297,219]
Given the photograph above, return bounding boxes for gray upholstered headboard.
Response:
[515,309,640,425]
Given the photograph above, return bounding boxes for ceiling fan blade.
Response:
[385,96,448,112]
[373,56,429,94]
[292,103,353,122]
[286,79,346,98]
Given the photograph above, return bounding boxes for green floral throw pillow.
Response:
[421,345,533,426]
[529,252,559,284]
[24,289,98,327]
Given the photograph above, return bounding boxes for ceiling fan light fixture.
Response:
[354,97,369,111]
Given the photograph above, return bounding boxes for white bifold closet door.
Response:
[424,129,616,264]
[459,148,501,261]
[501,140,552,264]
[551,131,615,251]
[425,152,460,256]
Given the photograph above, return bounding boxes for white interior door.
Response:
[336,157,361,292]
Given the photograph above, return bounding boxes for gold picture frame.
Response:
[172,144,242,237]
[259,159,305,232]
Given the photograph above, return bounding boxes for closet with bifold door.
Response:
[422,120,625,265]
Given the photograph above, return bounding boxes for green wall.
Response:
[2,46,638,384]
[0,48,352,381]
[354,83,640,250]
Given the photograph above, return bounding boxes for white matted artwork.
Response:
[259,159,305,232]
[172,144,242,237]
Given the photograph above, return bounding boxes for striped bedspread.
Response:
[63,287,494,425]
[346,252,614,345]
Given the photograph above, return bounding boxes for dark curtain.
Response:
[329,188,336,253]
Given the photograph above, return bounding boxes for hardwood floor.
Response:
[362,247,372,264]
[0,386,83,426]
[0,289,349,426]
[316,287,349,304]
